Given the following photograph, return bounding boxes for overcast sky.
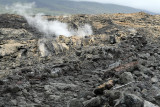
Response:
[71,0,160,13]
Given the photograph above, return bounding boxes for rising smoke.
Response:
[6,2,93,37]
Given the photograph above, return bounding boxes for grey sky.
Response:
[71,0,160,13]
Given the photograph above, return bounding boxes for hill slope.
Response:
[0,0,144,15]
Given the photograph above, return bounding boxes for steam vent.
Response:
[0,12,160,107]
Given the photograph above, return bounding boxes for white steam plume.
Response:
[72,24,93,37]
[6,2,93,37]
[25,14,72,37]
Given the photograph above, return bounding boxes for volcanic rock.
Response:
[68,98,83,107]
[144,100,159,107]
[119,72,134,84]
[83,97,101,107]
[115,94,144,107]
[0,12,160,107]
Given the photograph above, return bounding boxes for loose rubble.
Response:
[0,12,160,107]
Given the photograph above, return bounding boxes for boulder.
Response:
[154,94,160,106]
[115,94,144,107]
[0,40,25,57]
[83,97,101,107]
[109,35,116,44]
[119,72,134,84]
[68,98,83,107]
[144,100,159,107]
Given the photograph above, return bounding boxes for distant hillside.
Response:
[0,0,147,15]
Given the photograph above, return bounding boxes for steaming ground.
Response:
[1,2,160,107]
[6,2,93,37]
[5,3,93,57]
[0,12,160,107]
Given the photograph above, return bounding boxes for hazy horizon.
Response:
[0,0,158,15]
[71,0,160,14]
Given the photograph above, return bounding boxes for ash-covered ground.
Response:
[0,12,160,107]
